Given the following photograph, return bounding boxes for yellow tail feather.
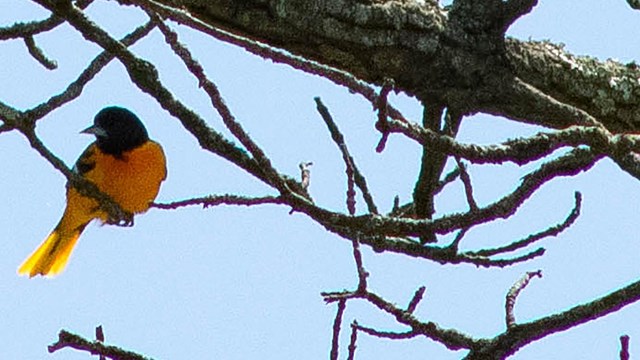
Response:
[18,229,83,278]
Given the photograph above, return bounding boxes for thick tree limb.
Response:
[139,0,640,132]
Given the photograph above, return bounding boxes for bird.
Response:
[18,106,167,278]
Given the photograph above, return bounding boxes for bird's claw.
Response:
[107,211,134,227]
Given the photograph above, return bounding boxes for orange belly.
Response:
[63,141,167,227]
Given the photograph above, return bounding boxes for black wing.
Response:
[72,143,97,176]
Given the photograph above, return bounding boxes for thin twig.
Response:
[310,149,599,240]
[321,289,477,351]
[470,192,581,257]
[363,291,476,350]
[314,97,378,214]
[435,166,462,195]
[387,118,636,167]
[375,78,395,152]
[151,14,291,194]
[330,300,347,360]
[95,326,106,360]
[152,195,284,210]
[446,228,468,253]
[355,323,419,340]
[505,270,543,328]
[455,157,478,211]
[406,286,426,313]
[347,322,359,360]
[620,335,630,360]
[388,165,461,218]
[479,275,640,357]
[352,235,369,293]
[25,20,156,122]
[24,35,57,69]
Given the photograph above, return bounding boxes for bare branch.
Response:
[388,167,461,218]
[314,97,378,215]
[455,157,478,212]
[307,148,600,241]
[446,228,468,253]
[330,300,347,360]
[152,195,284,210]
[505,270,543,328]
[355,323,419,340]
[25,20,156,121]
[23,35,57,69]
[387,118,630,166]
[620,335,630,360]
[374,78,394,152]
[413,103,448,244]
[352,235,369,293]
[435,166,462,195]
[150,14,291,194]
[49,329,153,360]
[406,286,426,314]
[364,291,477,350]
[95,326,106,360]
[322,290,477,351]
[469,192,581,257]
[0,0,92,40]
[468,276,640,358]
[347,322,358,360]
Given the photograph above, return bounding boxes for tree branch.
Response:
[315,97,378,215]
[49,329,153,360]
[152,194,284,210]
[133,0,640,132]
[466,276,640,359]
[505,270,543,328]
[0,0,92,40]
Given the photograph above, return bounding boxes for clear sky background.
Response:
[1,1,640,359]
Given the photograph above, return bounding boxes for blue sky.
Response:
[1,1,640,359]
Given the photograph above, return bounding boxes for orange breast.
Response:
[89,140,167,215]
[63,141,167,227]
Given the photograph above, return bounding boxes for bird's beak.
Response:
[81,124,107,137]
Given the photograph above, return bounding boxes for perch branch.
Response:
[152,195,285,210]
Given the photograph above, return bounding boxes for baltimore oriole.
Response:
[18,106,167,277]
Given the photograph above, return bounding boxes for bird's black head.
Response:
[82,106,149,156]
